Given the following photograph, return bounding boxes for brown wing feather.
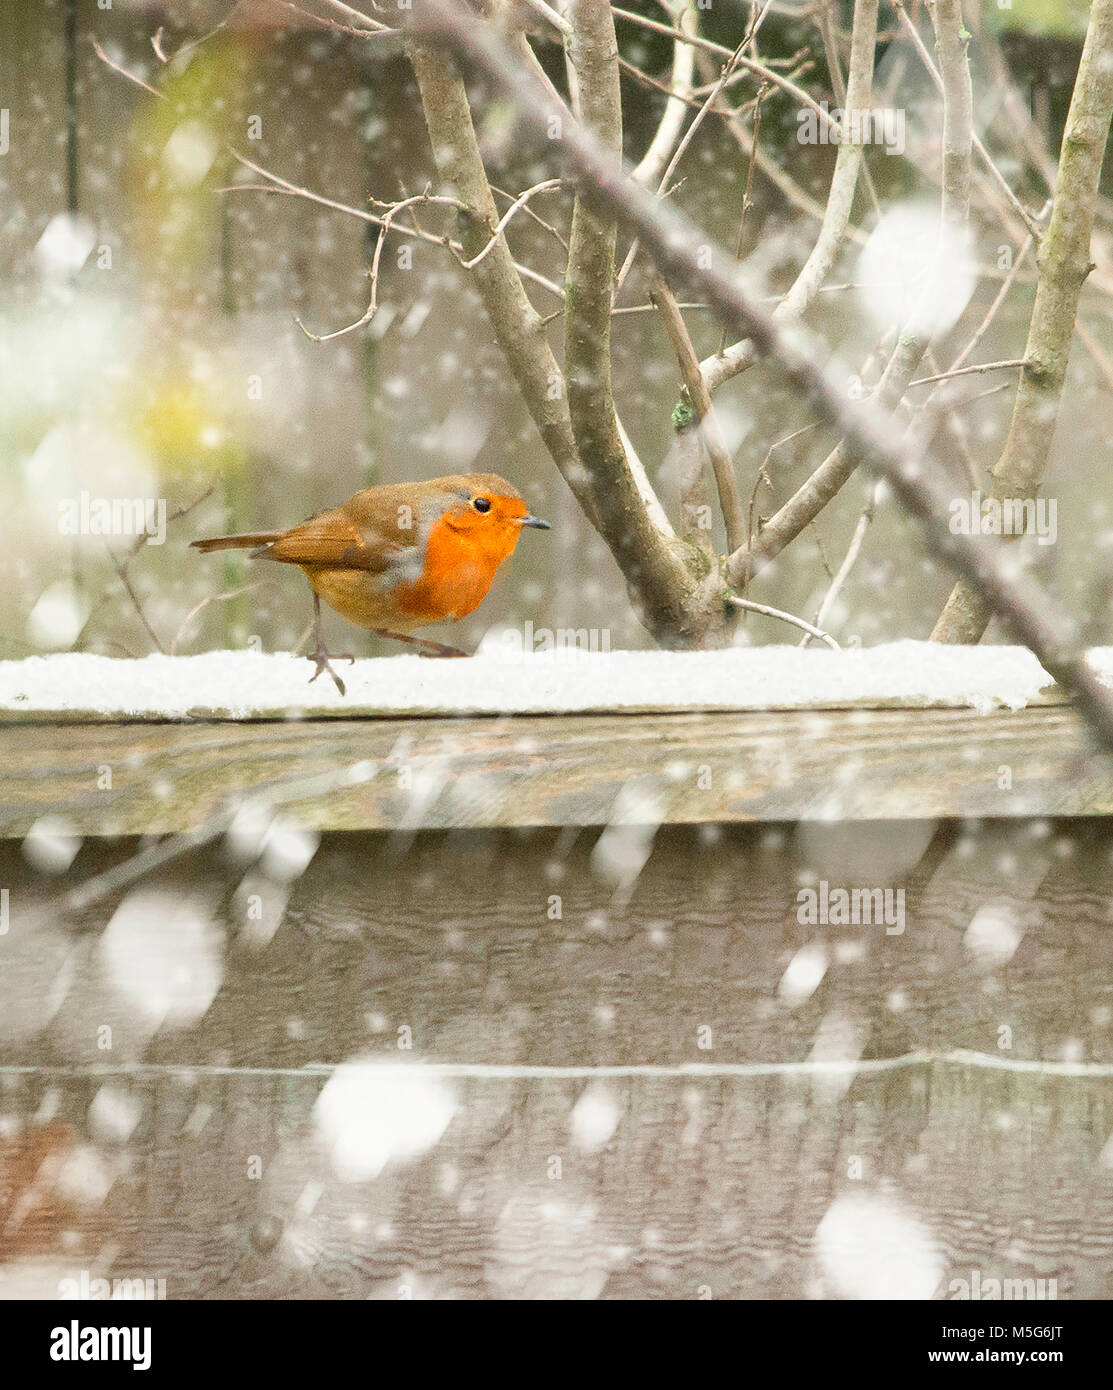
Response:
[192,531,283,553]
[267,500,408,573]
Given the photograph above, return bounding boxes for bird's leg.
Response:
[306,593,356,695]
[368,628,471,659]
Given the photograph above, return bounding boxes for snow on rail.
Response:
[0,640,1101,721]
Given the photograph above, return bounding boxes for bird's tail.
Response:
[191,532,283,555]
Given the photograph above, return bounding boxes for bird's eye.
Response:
[473,497,491,513]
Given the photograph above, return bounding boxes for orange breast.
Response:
[394,514,517,623]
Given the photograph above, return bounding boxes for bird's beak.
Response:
[515,513,551,529]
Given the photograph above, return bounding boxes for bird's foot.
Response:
[306,645,356,696]
[369,629,471,659]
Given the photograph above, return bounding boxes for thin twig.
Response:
[91,39,162,98]
[909,358,1026,388]
[559,0,692,606]
[171,584,261,657]
[314,0,394,35]
[296,190,467,342]
[92,43,567,310]
[490,181,568,250]
[458,179,563,269]
[718,79,767,357]
[70,489,214,653]
[724,0,971,588]
[611,6,851,133]
[801,483,880,646]
[615,32,750,302]
[225,154,566,299]
[277,1,398,38]
[107,545,165,655]
[724,594,840,649]
[739,422,822,594]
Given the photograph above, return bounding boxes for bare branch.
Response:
[695,50,846,232]
[976,23,1059,194]
[700,0,880,395]
[227,152,565,300]
[278,1,398,38]
[491,180,568,250]
[560,0,704,629]
[718,77,767,357]
[296,190,466,342]
[507,26,576,124]
[814,0,847,107]
[800,484,879,647]
[650,273,746,551]
[458,179,563,269]
[314,0,395,34]
[407,39,588,504]
[615,29,753,303]
[91,39,163,98]
[725,594,840,649]
[107,545,165,654]
[614,413,678,540]
[928,238,1033,381]
[927,0,973,224]
[932,0,1113,643]
[892,0,1042,240]
[71,489,214,653]
[911,234,1034,469]
[908,358,1025,388]
[93,38,567,311]
[630,2,696,190]
[521,0,572,37]
[611,5,851,134]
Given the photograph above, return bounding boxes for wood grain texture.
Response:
[0,704,1109,837]
[5,820,1110,1069]
[1,821,1111,1297]
[2,1063,1109,1299]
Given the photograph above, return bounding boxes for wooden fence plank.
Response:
[2,818,1112,1297]
[0,704,1108,835]
[1,1064,1109,1297]
[2,820,1111,1070]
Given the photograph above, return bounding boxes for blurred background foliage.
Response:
[0,0,1110,660]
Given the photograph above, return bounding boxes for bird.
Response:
[192,473,551,695]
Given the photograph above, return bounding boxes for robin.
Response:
[192,473,550,695]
